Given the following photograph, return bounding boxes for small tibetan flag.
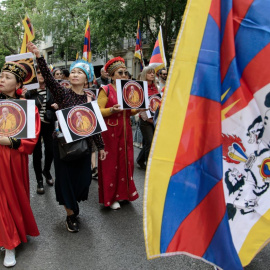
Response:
[82,19,92,62]
[149,26,166,72]
[134,21,144,70]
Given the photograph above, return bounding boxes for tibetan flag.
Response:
[144,0,270,270]
[149,26,167,72]
[82,19,91,62]
[20,15,35,54]
[49,64,54,72]
[134,21,144,70]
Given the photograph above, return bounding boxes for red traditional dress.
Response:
[98,84,139,206]
[0,102,40,250]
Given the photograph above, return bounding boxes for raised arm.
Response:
[27,42,66,105]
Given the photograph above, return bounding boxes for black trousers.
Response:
[136,118,155,164]
[33,121,54,182]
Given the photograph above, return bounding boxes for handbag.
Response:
[57,95,92,161]
[57,134,90,162]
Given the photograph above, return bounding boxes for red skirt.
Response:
[98,112,139,206]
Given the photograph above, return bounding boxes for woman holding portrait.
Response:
[0,62,40,268]
[97,57,142,210]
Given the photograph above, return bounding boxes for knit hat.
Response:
[70,60,94,82]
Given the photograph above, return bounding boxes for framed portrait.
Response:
[116,79,149,109]
[83,88,99,101]
[0,100,35,138]
[56,101,107,143]
[59,80,71,88]
[146,94,162,118]
[5,53,39,90]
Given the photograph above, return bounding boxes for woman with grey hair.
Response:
[136,66,159,169]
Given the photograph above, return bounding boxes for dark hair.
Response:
[158,68,167,76]
[62,69,70,77]
[15,76,23,87]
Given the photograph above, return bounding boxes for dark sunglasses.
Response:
[37,71,41,74]
[161,73,167,76]
[117,71,128,76]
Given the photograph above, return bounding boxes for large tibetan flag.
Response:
[82,19,92,62]
[134,21,144,70]
[20,15,35,54]
[149,26,167,72]
[144,0,270,270]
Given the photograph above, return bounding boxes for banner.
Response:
[56,101,107,143]
[116,79,149,110]
[5,53,39,90]
[0,100,35,139]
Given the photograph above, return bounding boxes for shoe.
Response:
[92,167,98,178]
[37,180,45,195]
[110,201,121,210]
[42,170,54,186]
[66,214,79,233]
[3,249,16,268]
[137,161,146,170]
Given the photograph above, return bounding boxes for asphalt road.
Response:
[0,145,269,270]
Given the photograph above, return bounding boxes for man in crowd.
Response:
[95,67,110,88]
[158,68,167,91]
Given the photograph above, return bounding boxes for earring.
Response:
[16,88,23,96]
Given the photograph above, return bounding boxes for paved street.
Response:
[0,146,270,270]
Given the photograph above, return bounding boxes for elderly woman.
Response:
[0,62,40,267]
[136,66,159,169]
[27,42,106,233]
[97,57,143,210]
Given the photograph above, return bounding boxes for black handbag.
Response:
[57,135,90,162]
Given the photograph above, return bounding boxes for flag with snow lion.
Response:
[144,0,270,269]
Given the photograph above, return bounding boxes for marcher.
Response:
[136,66,159,169]
[27,42,106,233]
[0,61,40,267]
[157,68,167,91]
[97,57,145,210]
[95,67,110,88]
[61,69,70,80]
[24,66,58,194]
[53,68,62,80]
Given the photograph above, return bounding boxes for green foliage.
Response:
[0,0,187,64]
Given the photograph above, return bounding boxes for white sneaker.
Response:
[3,249,16,267]
[110,201,121,210]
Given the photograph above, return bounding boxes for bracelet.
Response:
[8,137,13,149]
[110,107,113,113]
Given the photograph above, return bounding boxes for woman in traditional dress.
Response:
[0,62,40,268]
[97,57,145,210]
[27,42,106,233]
[136,66,159,169]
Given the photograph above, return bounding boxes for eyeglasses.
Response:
[37,71,41,74]
[117,71,128,76]
[161,73,167,76]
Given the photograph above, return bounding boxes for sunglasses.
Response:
[161,73,167,76]
[117,71,128,76]
[37,71,41,74]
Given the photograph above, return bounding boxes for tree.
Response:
[0,0,38,66]
[31,0,187,62]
